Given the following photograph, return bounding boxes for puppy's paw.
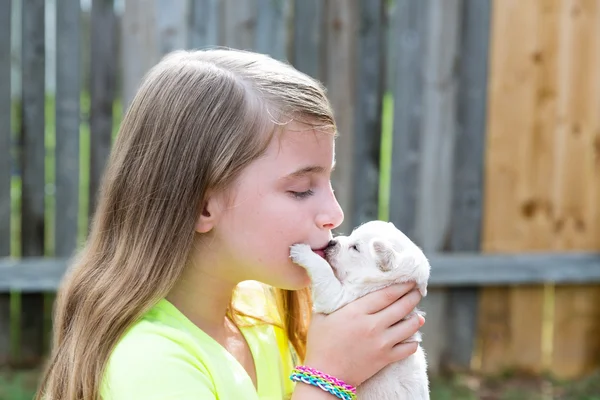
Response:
[289,244,316,268]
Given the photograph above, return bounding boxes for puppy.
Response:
[290,220,430,400]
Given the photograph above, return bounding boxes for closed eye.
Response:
[288,190,314,199]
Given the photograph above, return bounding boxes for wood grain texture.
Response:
[89,0,116,218]
[3,252,599,292]
[0,0,11,365]
[324,0,358,235]
[480,0,600,378]
[20,0,46,366]
[55,0,81,258]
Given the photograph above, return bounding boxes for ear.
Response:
[195,193,223,233]
[370,238,397,272]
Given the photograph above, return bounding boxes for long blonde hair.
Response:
[36,48,336,400]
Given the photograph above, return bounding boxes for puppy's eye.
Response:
[350,244,359,252]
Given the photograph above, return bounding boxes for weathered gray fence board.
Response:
[222,0,257,51]
[416,0,463,374]
[0,0,10,258]
[417,0,462,252]
[292,0,323,80]
[325,0,358,235]
[121,0,156,108]
[0,0,11,366]
[89,0,116,217]
[3,253,600,293]
[388,0,427,240]
[55,0,81,258]
[350,0,383,228]
[445,0,492,372]
[156,0,189,57]
[189,0,220,49]
[255,0,290,61]
[21,0,46,365]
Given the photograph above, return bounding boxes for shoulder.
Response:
[101,320,215,400]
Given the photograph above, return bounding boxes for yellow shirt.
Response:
[101,282,295,399]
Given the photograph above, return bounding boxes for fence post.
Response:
[0,0,12,366]
[55,0,81,259]
[292,0,324,81]
[350,0,384,228]
[255,0,292,61]
[323,0,358,235]
[189,0,220,50]
[414,0,465,374]
[445,0,492,372]
[20,0,46,366]
[89,0,117,218]
[388,0,427,240]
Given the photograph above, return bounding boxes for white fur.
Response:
[290,220,431,400]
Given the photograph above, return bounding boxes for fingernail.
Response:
[418,315,425,326]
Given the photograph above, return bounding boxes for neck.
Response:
[166,238,239,339]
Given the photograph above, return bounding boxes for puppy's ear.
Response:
[370,238,396,272]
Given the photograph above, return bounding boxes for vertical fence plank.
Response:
[551,0,600,378]
[0,0,12,366]
[416,0,463,374]
[292,0,324,80]
[20,0,46,365]
[324,0,358,235]
[122,0,188,111]
[417,0,462,253]
[155,0,189,57]
[121,0,156,109]
[222,0,257,50]
[350,0,384,228]
[189,0,220,49]
[89,0,117,217]
[445,0,491,372]
[55,0,81,258]
[255,0,291,61]
[479,0,547,375]
[388,0,427,239]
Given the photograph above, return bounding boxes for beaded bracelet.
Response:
[290,365,357,400]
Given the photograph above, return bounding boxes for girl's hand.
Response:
[302,282,424,388]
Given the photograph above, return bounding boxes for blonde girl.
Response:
[36,48,424,400]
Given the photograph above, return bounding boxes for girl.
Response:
[36,48,425,400]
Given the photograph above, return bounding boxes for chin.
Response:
[270,262,312,291]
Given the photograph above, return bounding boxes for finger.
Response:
[377,289,422,328]
[388,341,419,364]
[358,282,417,314]
[384,312,422,346]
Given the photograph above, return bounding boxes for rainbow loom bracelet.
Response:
[290,366,357,400]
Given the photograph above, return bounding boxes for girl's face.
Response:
[202,122,344,290]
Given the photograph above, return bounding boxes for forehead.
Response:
[262,122,336,166]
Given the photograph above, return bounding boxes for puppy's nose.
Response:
[327,240,338,248]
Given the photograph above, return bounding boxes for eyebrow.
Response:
[284,161,336,179]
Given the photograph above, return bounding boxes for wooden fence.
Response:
[1,0,600,380]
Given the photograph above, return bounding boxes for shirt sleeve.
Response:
[102,333,216,400]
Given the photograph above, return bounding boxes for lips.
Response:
[312,249,326,259]
[312,243,331,259]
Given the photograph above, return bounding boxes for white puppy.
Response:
[290,220,430,400]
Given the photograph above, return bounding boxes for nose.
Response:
[327,239,338,248]
[316,191,344,230]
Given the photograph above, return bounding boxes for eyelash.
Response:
[289,190,314,199]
